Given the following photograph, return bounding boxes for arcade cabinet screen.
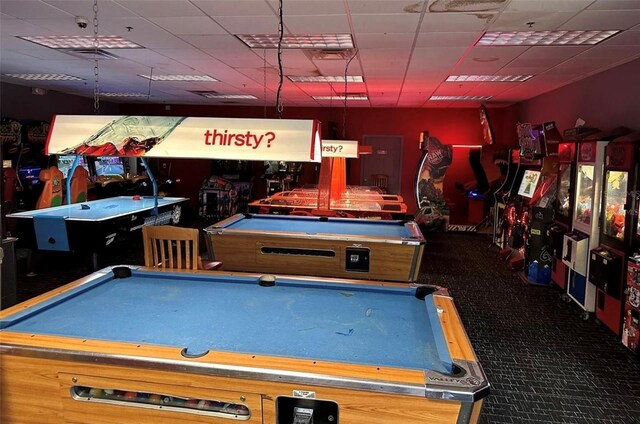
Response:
[18,166,41,185]
[57,155,89,178]
[3,160,12,168]
[95,156,125,176]
[517,170,541,198]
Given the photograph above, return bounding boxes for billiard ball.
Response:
[88,388,104,398]
[124,391,137,400]
[148,394,163,404]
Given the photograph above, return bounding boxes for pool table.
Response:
[6,196,187,269]
[249,192,407,220]
[205,213,425,282]
[0,266,489,424]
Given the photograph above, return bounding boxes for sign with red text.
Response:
[321,139,358,158]
[45,115,321,162]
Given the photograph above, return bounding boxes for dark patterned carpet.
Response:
[420,232,640,424]
[10,227,640,424]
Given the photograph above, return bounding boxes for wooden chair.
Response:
[35,166,64,209]
[143,225,220,271]
[370,174,389,193]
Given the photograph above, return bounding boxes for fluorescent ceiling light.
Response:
[430,95,492,101]
[4,73,83,81]
[18,35,142,49]
[100,92,149,97]
[138,74,218,82]
[446,75,533,82]
[288,76,364,83]
[236,34,354,49]
[477,30,619,46]
[194,92,257,99]
[313,95,368,101]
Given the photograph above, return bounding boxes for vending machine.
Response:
[548,141,576,290]
[561,133,609,319]
[590,130,637,335]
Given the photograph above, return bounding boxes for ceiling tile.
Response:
[598,30,640,45]
[284,15,351,33]
[214,15,280,34]
[348,1,422,15]
[352,14,421,34]
[356,33,415,49]
[181,34,247,50]
[489,11,578,31]
[587,1,640,11]
[44,1,137,18]
[0,0,72,19]
[560,10,640,30]
[266,0,346,15]
[149,16,226,35]
[421,12,492,32]
[191,0,275,17]
[116,0,203,18]
[410,47,469,68]
[416,32,481,48]
[505,0,594,12]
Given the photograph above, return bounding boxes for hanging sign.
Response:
[46,115,322,162]
[321,139,358,158]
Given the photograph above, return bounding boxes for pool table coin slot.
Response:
[344,247,370,273]
[276,396,338,424]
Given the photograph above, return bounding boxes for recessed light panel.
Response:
[477,30,619,46]
[288,76,364,83]
[446,75,533,82]
[193,92,257,99]
[100,92,149,97]
[138,74,218,82]
[236,34,354,49]
[313,95,368,101]
[4,73,83,81]
[18,35,142,49]
[430,95,492,101]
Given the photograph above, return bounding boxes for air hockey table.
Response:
[7,196,187,269]
[205,213,425,282]
[0,266,489,424]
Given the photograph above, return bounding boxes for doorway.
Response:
[359,135,403,194]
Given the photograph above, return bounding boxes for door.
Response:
[359,136,403,194]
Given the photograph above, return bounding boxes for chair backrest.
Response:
[35,166,64,209]
[143,225,200,271]
[370,174,389,193]
[69,166,89,204]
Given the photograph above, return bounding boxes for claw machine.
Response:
[548,141,576,290]
[623,136,640,351]
[590,131,639,335]
[561,129,611,320]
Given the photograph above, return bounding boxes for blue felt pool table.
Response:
[0,267,488,424]
[7,196,187,269]
[206,213,426,282]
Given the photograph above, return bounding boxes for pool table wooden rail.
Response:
[0,267,488,424]
[205,215,425,282]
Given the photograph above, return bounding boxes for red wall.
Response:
[515,58,640,133]
[119,103,518,215]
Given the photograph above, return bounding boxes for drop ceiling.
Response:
[1,0,639,108]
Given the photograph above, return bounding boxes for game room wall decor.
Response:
[46,115,322,162]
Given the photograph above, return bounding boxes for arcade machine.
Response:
[199,160,253,221]
[589,130,638,335]
[414,131,452,232]
[92,156,128,198]
[548,141,576,290]
[493,148,519,248]
[497,123,545,271]
[561,128,616,319]
[623,133,640,352]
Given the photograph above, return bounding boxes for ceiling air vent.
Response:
[63,49,118,60]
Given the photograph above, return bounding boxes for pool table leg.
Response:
[458,399,483,424]
[92,252,99,271]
